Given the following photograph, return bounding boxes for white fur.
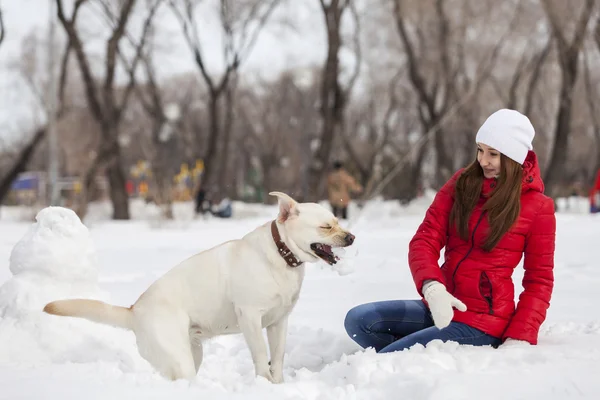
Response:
[44,192,354,383]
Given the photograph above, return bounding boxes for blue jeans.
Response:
[344,299,501,353]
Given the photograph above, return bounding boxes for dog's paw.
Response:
[269,368,284,384]
[254,364,274,382]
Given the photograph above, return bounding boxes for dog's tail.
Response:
[43,299,134,330]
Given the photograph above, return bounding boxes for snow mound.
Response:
[0,206,104,318]
[0,207,142,371]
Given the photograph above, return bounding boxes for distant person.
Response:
[212,197,232,218]
[590,168,600,214]
[194,185,211,215]
[326,161,363,220]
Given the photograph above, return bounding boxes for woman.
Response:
[344,109,556,352]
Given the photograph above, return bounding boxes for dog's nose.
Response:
[344,233,355,245]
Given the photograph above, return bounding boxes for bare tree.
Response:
[235,72,320,200]
[304,0,354,201]
[341,71,402,192]
[14,30,73,121]
[541,0,595,198]
[585,25,600,183]
[55,0,160,219]
[0,129,46,203]
[392,0,518,187]
[0,25,74,206]
[0,6,5,50]
[169,0,282,194]
[129,28,196,218]
[491,35,553,116]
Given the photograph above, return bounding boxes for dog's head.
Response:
[269,191,355,265]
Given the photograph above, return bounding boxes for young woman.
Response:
[345,109,556,352]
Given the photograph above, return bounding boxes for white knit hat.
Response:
[475,109,535,165]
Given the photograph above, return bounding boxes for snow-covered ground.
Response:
[0,196,599,400]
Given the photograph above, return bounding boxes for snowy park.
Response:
[0,197,598,400]
[2,0,600,398]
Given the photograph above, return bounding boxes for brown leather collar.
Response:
[271,220,303,267]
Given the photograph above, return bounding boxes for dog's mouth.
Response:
[310,243,340,265]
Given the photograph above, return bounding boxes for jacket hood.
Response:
[521,150,544,193]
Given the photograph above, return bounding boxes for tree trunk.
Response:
[0,128,46,204]
[306,2,346,201]
[151,125,174,219]
[433,125,454,187]
[394,143,428,203]
[106,149,130,220]
[218,80,236,197]
[543,66,578,198]
[201,94,221,190]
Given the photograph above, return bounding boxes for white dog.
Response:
[43,192,355,383]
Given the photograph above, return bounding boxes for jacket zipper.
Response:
[450,211,486,293]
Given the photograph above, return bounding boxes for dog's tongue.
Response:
[320,244,339,261]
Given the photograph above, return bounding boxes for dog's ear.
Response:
[269,191,299,222]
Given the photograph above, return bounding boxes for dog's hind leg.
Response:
[235,307,274,382]
[135,310,197,381]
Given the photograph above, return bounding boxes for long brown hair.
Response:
[450,154,523,251]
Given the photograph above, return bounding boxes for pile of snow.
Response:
[0,207,143,370]
[0,206,104,317]
[555,195,590,214]
[0,204,598,398]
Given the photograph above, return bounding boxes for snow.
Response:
[0,206,103,319]
[0,197,599,399]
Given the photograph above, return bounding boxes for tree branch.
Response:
[392,0,433,120]
[57,39,72,117]
[115,0,162,120]
[540,0,568,54]
[103,0,137,118]
[56,0,104,123]
[0,7,5,49]
[523,36,552,116]
[570,0,596,58]
[435,0,454,113]
[342,0,361,99]
[236,0,281,66]
[169,0,216,92]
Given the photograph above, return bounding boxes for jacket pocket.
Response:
[478,271,494,315]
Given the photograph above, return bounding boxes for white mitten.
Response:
[422,280,467,329]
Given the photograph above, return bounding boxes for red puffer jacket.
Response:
[408,151,555,344]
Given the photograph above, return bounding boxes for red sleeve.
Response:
[502,196,556,344]
[408,170,461,295]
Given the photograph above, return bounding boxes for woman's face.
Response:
[477,143,501,179]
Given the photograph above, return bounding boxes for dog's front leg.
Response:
[235,307,273,382]
[266,315,288,384]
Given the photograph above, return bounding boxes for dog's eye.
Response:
[320,225,332,230]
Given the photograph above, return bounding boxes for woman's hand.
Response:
[422,281,467,329]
